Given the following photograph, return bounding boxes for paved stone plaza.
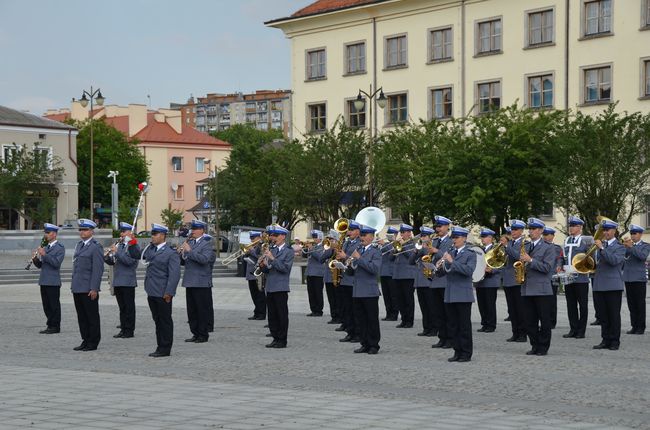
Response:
[1,257,649,429]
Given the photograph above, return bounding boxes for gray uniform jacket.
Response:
[379,243,394,277]
[431,236,453,289]
[390,241,416,280]
[550,243,563,272]
[340,237,360,287]
[353,245,382,298]
[442,247,476,303]
[244,245,260,281]
[623,241,650,283]
[263,244,294,293]
[409,248,432,288]
[105,243,141,287]
[318,248,334,283]
[303,244,326,277]
[181,235,217,288]
[474,244,501,288]
[71,239,104,293]
[503,237,524,287]
[564,235,592,283]
[521,240,554,296]
[143,243,181,297]
[593,240,625,292]
[34,241,65,286]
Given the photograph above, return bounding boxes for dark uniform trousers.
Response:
[504,286,526,338]
[147,296,173,354]
[114,287,136,335]
[73,293,101,348]
[186,288,212,339]
[625,281,646,333]
[394,279,415,325]
[550,284,558,328]
[522,295,553,353]
[248,280,267,318]
[306,276,324,315]
[476,288,497,330]
[380,276,398,319]
[353,297,380,350]
[340,285,355,335]
[267,291,289,345]
[593,290,622,347]
[565,282,589,335]
[207,287,214,332]
[325,282,339,320]
[431,288,448,342]
[445,302,472,359]
[416,288,436,333]
[40,285,61,329]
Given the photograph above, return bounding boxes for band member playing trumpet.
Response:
[105,222,141,339]
[438,226,476,363]
[321,230,340,324]
[623,224,650,335]
[519,218,555,356]
[244,231,266,320]
[542,226,563,329]
[380,226,399,321]
[302,229,326,317]
[409,226,435,336]
[350,225,382,354]
[390,223,416,329]
[562,216,591,339]
[33,223,65,334]
[592,218,625,350]
[500,219,527,343]
[431,215,453,349]
[474,228,501,333]
[336,221,361,342]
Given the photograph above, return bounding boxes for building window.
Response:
[646,0,650,27]
[195,157,205,173]
[171,156,183,172]
[644,60,650,96]
[429,27,453,61]
[346,42,366,74]
[528,74,554,108]
[584,66,611,103]
[196,185,205,201]
[174,185,184,200]
[385,35,407,68]
[477,81,501,114]
[2,145,18,163]
[308,103,327,132]
[430,87,453,119]
[584,0,611,36]
[347,100,366,128]
[477,18,502,54]
[387,93,408,125]
[33,147,51,170]
[528,9,554,46]
[306,48,326,80]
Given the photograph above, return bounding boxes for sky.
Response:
[0,0,313,115]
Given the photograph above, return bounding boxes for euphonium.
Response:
[513,237,528,284]
[572,216,611,274]
[421,254,433,278]
[484,241,507,269]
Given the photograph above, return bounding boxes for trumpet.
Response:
[104,240,121,259]
[25,235,48,270]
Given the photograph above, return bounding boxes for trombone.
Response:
[222,235,265,266]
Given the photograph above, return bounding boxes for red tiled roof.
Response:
[291,0,381,17]
[133,114,228,147]
[43,113,70,123]
[103,115,130,134]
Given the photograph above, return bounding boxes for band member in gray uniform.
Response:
[244,231,266,320]
[439,226,476,362]
[303,229,326,317]
[622,224,650,335]
[337,221,361,342]
[519,218,556,356]
[321,230,339,324]
[181,219,217,344]
[431,215,453,348]
[105,222,141,339]
[71,219,104,351]
[542,226,563,329]
[562,216,592,339]
[259,224,294,348]
[474,228,501,333]
[390,223,416,329]
[380,226,399,321]
[410,226,435,336]
[33,223,65,334]
[351,224,382,354]
[143,223,180,357]
[499,219,528,343]
[592,218,625,350]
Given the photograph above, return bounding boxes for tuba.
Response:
[571,216,612,274]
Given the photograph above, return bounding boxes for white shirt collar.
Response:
[276,243,285,251]
[82,238,92,246]
[456,245,466,253]
[156,242,166,251]
[48,240,57,247]
[532,238,541,246]
[606,238,616,246]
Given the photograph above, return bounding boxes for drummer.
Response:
[562,216,591,339]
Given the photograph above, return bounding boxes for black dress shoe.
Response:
[626,329,637,335]
[477,327,486,332]
[121,332,134,338]
[448,354,459,362]
[354,346,369,353]
[113,331,125,338]
[457,357,471,363]
[441,343,452,349]
[402,323,413,328]
[116,325,121,329]
[185,336,198,343]
[483,328,495,333]
[40,328,60,334]
[504,316,511,321]
[431,341,445,348]
[593,342,608,349]
[208,328,214,333]
[506,336,517,342]
[194,337,208,343]
[339,335,353,342]
[575,333,585,339]
[265,333,273,337]
[327,319,338,324]
[514,336,527,342]
[608,344,620,350]
[367,347,379,355]
[73,343,87,351]
[248,316,258,320]
[395,322,406,328]
[265,341,278,348]
[273,343,287,348]
[526,349,538,355]
[264,324,269,328]
[562,332,576,338]
[335,326,346,332]
[82,345,97,351]
[350,336,361,343]
[536,351,548,356]
[149,351,170,357]
[590,320,601,326]
[254,316,266,320]
[417,331,428,336]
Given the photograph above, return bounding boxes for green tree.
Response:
[160,206,184,235]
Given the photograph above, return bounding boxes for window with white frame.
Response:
[385,35,407,68]
[477,18,502,54]
[584,66,611,103]
[306,48,326,80]
[308,103,327,132]
[2,145,19,163]
[33,147,51,170]
[387,93,408,125]
[584,0,611,36]
[528,9,554,45]
[347,100,366,128]
[195,157,205,173]
[528,74,554,108]
[430,27,453,61]
[346,42,366,74]
[171,156,183,172]
[431,87,453,119]
[174,185,184,200]
[646,0,650,26]
[477,81,501,114]
[195,185,205,201]
[644,60,650,96]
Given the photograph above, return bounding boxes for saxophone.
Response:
[513,237,528,284]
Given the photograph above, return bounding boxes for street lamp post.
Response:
[209,167,220,258]
[354,85,387,206]
[78,87,105,218]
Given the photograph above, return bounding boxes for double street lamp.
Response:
[78,87,105,218]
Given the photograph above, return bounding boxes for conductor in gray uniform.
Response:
[71,219,104,351]
[143,223,181,357]
[180,219,217,343]
[622,224,650,335]
[33,223,65,334]
[302,229,326,317]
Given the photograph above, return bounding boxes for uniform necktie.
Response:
[360,247,365,255]
[452,248,458,258]
[529,242,535,254]
[569,237,575,244]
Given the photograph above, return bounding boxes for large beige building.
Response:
[268,0,650,234]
